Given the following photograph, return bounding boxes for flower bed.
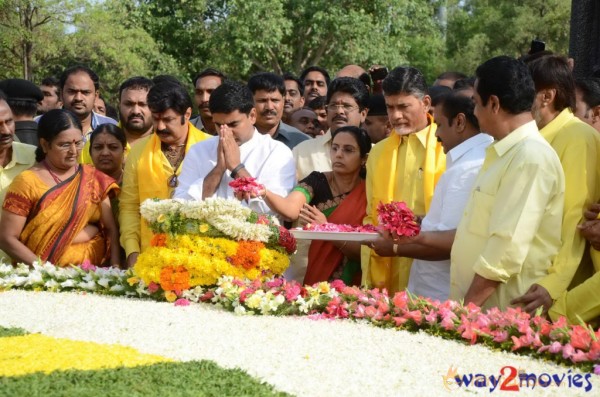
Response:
[135,198,295,290]
[1,262,598,376]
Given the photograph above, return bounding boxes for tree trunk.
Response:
[569,0,600,77]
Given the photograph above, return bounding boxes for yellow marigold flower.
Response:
[164,291,177,302]
[157,214,166,223]
[199,223,210,233]
[317,282,330,294]
[0,334,170,377]
[127,276,140,286]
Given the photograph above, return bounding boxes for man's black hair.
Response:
[247,72,285,96]
[282,72,304,96]
[575,77,600,108]
[438,91,480,131]
[147,82,193,115]
[193,68,226,87]
[382,67,429,97]
[475,56,535,114]
[119,76,154,100]
[528,55,576,111]
[299,66,331,86]
[59,65,100,91]
[306,95,327,110]
[209,81,254,115]
[327,77,370,110]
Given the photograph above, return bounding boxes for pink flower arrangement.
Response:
[377,201,420,237]
[203,277,600,374]
[228,177,263,196]
[302,223,378,233]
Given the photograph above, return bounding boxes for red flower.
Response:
[228,177,263,195]
[278,226,297,254]
[376,201,420,237]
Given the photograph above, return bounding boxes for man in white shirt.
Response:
[174,81,295,215]
[369,92,492,301]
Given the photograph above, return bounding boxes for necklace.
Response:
[330,173,352,198]
[42,160,70,185]
[162,143,186,188]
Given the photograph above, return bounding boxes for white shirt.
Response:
[407,133,493,301]
[174,129,296,215]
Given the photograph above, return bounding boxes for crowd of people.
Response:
[1,53,600,326]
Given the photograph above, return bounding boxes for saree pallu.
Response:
[304,181,367,286]
[3,165,119,266]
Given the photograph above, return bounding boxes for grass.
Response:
[0,325,291,397]
[0,360,292,397]
[0,326,27,338]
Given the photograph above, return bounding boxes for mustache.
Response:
[333,115,347,122]
[261,109,278,117]
[200,102,210,108]
[128,113,144,121]
[156,129,170,135]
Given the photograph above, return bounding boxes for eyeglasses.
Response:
[55,140,85,151]
[330,144,359,155]
[326,103,359,113]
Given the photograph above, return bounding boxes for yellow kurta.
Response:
[362,118,445,293]
[119,123,209,257]
[0,142,36,262]
[536,108,600,298]
[450,121,565,310]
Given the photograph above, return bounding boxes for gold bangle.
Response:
[393,243,398,255]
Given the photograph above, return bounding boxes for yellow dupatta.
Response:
[368,114,445,291]
[136,123,208,252]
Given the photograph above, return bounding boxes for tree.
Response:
[445,0,570,75]
[0,0,78,80]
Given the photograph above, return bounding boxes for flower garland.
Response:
[134,235,289,290]
[1,262,598,375]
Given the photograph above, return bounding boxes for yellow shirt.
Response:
[292,129,332,180]
[536,108,600,298]
[0,141,36,261]
[450,121,565,310]
[0,142,36,204]
[362,122,445,293]
[119,124,209,257]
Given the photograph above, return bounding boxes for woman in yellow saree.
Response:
[0,109,120,267]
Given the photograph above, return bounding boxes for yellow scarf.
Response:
[137,123,208,252]
[369,114,445,290]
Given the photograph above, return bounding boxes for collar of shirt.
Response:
[398,121,431,147]
[447,133,494,167]
[539,107,574,143]
[271,122,284,141]
[491,120,538,157]
[317,129,332,146]
[5,142,34,169]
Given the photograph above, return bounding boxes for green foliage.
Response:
[0,360,291,397]
[445,0,571,75]
[0,0,572,95]
[0,326,28,337]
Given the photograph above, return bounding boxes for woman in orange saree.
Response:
[259,126,372,285]
[0,109,120,267]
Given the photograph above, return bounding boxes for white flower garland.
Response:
[140,198,275,242]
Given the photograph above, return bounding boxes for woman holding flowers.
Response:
[260,126,371,285]
[0,109,120,267]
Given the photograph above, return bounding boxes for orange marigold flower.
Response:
[229,241,264,270]
[150,233,168,247]
[159,265,191,292]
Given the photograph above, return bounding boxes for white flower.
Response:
[97,278,111,288]
[78,280,97,291]
[234,304,247,315]
[44,279,59,289]
[110,284,125,292]
[60,279,75,288]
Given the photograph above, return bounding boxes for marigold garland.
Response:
[134,235,289,289]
